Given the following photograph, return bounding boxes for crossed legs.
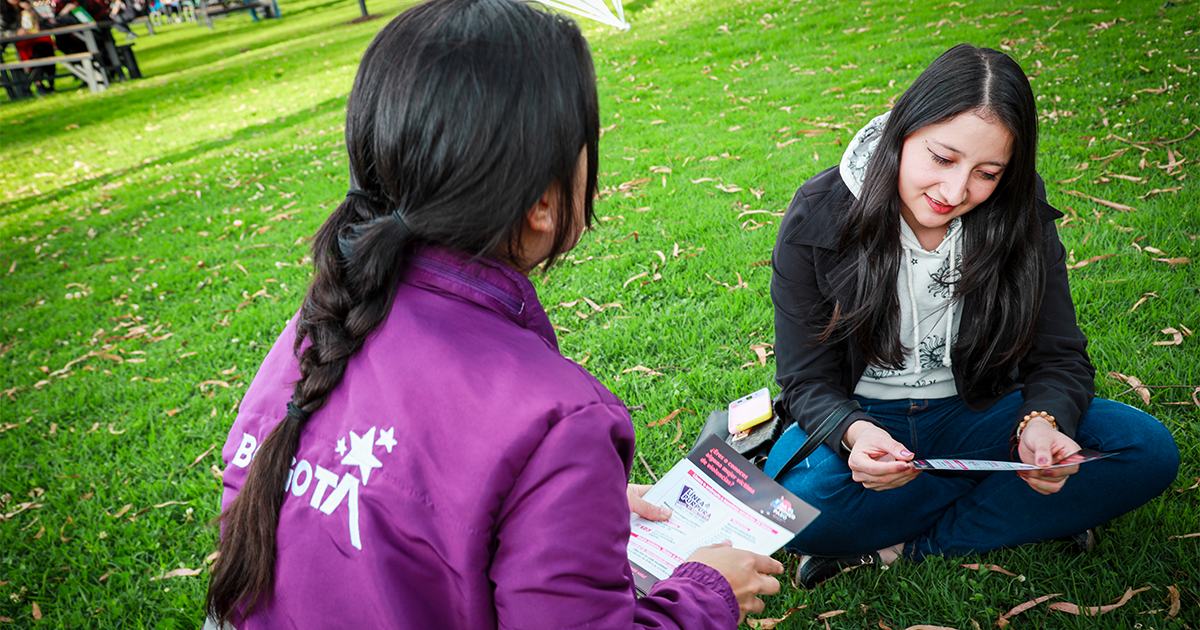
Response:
[767,394,1179,561]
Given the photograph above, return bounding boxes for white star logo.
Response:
[375,427,397,453]
[335,437,347,456]
[341,427,382,486]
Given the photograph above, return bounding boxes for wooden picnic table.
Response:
[1,22,142,100]
[199,0,279,29]
[1,23,110,98]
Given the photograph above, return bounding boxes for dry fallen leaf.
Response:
[997,593,1060,627]
[1139,187,1181,199]
[648,409,682,428]
[59,516,73,542]
[960,563,1019,577]
[150,567,203,581]
[622,365,664,377]
[1167,532,1200,540]
[1107,372,1151,404]
[1,501,44,520]
[749,344,774,367]
[1153,328,1184,346]
[1063,189,1135,211]
[188,444,219,469]
[1167,585,1181,617]
[623,272,649,288]
[1048,586,1149,615]
[746,605,807,629]
[706,272,748,292]
[1175,477,1199,493]
[31,603,41,621]
[1151,257,1190,266]
[617,177,651,192]
[1129,292,1158,311]
[1065,254,1116,269]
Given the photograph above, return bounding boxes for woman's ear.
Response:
[498,181,559,275]
[525,185,557,235]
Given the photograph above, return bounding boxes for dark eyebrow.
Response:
[931,140,1008,169]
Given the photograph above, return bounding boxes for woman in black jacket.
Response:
[767,44,1179,588]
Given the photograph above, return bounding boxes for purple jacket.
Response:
[220,245,738,629]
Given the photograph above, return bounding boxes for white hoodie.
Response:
[840,112,962,400]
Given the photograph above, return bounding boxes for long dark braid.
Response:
[205,192,411,619]
[205,0,599,622]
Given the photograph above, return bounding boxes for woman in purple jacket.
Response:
[204,0,781,628]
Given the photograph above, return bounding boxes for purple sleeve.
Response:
[490,403,737,630]
[639,563,739,626]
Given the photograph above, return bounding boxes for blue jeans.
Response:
[764,393,1180,560]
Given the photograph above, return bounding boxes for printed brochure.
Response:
[911,448,1116,471]
[627,435,819,595]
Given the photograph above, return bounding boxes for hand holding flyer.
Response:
[627,435,819,595]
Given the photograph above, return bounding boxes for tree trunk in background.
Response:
[357,0,368,17]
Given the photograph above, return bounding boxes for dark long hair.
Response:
[205,0,599,622]
[1,0,20,29]
[827,44,1042,393]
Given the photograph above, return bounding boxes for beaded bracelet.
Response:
[1016,411,1057,439]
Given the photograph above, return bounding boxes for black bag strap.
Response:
[770,400,861,480]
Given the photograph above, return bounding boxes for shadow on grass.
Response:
[0,27,358,149]
[285,0,352,17]
[138,11,364,77]
[0,93,347,223]
[621,0,658,15]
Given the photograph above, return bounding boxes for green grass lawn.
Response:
[1,0,1197,627]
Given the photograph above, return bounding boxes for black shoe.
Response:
[1057,529,1096,555]
[794,552,880,589]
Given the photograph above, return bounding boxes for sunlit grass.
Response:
[1,0,1196,626]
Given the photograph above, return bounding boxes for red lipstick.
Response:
[926,194,954,214]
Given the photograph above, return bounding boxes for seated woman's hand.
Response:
[1016,418,1081,495]
[844,421,919,491]
[627,483,672,521]
[686,541,783,623]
